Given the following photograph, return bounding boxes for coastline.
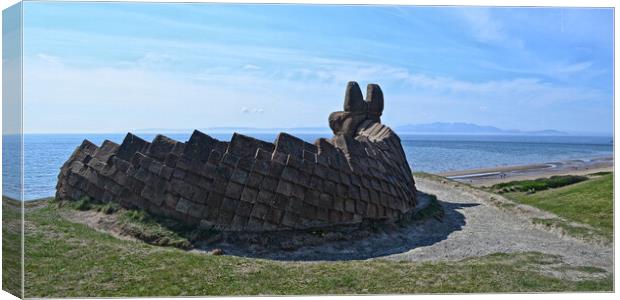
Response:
[437,156,613,187]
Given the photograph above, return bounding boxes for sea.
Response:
[2,133,614,200]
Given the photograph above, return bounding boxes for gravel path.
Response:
[383,177,613,272]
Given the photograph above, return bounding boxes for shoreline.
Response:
[437,156,613,187]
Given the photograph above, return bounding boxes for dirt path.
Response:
[383,177,613,272]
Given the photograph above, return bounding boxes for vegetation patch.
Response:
[502,173,613,242]
[587,171,612,176]
[531,218,601,243]
[410,193,444,222]
[489,175,588,194]
[116,209,193,249]
[59,197,216,249]
[2,197,23,298]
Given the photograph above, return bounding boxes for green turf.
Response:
[503,173,613,241]
[2,197,23,298]
[18,198,612,297]
[490,175,589,193]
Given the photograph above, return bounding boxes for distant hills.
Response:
[137,122,568,136]
[395,122,568,135]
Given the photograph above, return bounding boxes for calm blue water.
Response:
[2,133,613,200]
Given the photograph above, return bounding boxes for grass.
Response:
[2,197,23,298]
[116,209,194,249]
[55,197,214,249]
[489,175,589,194]
[15,197,612,297]
[501,173,613,242]
[410,193,444,222]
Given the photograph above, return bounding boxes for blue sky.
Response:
[21,2,613,134]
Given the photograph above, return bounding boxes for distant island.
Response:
[136,122,568,136]
[394,122,568,135]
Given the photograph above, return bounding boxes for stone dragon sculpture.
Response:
[56,81,417,231]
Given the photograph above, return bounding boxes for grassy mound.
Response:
[490,175,588,193]
[54,197,215,249]
[501,173,613,241]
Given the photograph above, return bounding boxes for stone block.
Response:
[207,150,222,165]
[188,204,207,218]
[304,189,320,206]
[270,195,289,210]
[259,176,278,191]
[323,180,336,195]
[318,193,332,208]
[237,157,254,171]
[269,160,285,177]
[281,211,300,228]
[246,217,264,229]
[328,210,341,223]
[265,207,284,224]
[230,168,249,185]
[300,202,317,220]
[253,160,271,175]
[224,182,244,200]
[275,180,294,197]
[316,206,329,221]
[159,165,174,180]
[221,152,240,168]
[274,132,304,158]
[256,190,274,204]
[236,201,254,217]
[206,192,224,209]
[216,164,233,180]
[220,197,239,213]
[228,133,274,158]
[344,199,356,213]
[245,172,263,189]
[164,153,179,168]
[117,133,150,161]
[254,148,272,161]
[183,130,218,163]
[240,187,259,203]
[280,166,299,183]
[271,151,288,165]
[287,197,304,212]
[333,197,344,211]
[212,177,228,194]
[250,203,270,220]
[175,198,192,214]
[230,214,249,230]
[217,210,235,225]
[355,200,368,215]
[148,135,177,161]
[286,155,303,170]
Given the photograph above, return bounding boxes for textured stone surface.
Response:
[56,81,417,231]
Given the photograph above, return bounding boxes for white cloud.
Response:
[241,107,265,114]
[36,53,61,65]
[457,8,524,48]
[22,52,607,133]
[242,64,261,70]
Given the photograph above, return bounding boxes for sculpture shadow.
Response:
[198,191,480,261]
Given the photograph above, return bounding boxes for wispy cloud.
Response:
[456,8,524,48]
[21,4,613,133]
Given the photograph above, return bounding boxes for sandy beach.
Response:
[437,156,613,187]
